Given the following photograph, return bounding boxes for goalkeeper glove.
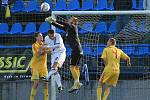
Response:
[45,16,56,24]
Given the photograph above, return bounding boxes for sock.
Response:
[70,66,79,83]
[44,88,49,100]
[97,85,102,100]
[102,86,110,100]
[54,72,62,87]
[30,87,37,100]
[47,69,57,79]
[75,66,80,82]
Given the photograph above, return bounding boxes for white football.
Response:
[41,2,50,12]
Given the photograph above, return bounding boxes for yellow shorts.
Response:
[101,71,119,87]
[31,67,48,81]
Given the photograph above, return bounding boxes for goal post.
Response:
[52,10,150,15]
[50,14,56,100]
[51,10,150,100]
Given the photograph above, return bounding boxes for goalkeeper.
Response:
[97,38,131,100]
[45,16,83,93]
[30,32,51,100]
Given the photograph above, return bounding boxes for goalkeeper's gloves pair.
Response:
[45,16,56,24]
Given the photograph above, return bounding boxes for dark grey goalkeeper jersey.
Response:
[52,21,83,54]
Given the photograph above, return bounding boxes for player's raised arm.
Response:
[56,20,69,26]
[45,16,66,30]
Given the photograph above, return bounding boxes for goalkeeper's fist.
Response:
[45,16,56,24]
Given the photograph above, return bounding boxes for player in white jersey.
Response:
[44,29,66,92]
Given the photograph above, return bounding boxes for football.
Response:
[41,2,50,12]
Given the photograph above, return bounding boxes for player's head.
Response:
[107,38,116,47]
[35,32,43,42]
[47,29,55,40]
[68,17,79,25]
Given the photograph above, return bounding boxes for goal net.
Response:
[52,11,150,100]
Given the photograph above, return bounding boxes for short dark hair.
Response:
[109,38,116,45]
[48,29,54,34]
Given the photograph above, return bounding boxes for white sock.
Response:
[47,69,57,79]
[54,72,62,87]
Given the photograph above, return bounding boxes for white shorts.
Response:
[51,51,66,68]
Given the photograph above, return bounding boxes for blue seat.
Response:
[65,45,72,56]
[80,0,93,11]
[38,22,51,33]
[107,21,117,33]
[108,0,114,10]
[94,21,107,33]
[56,28,65,36]
[93,44,105,56]
[68,0,80,11]
[138,0,144,10]
[11,0,25,13]
[95,0,108,10]
[79,22,93,34]
[132,0,137,9]
[9,23,22,34]
[130,20,146,32]
[122,44,135,56]
[25,0,40,12]
[130,20,137,30]
[137,21,146,33]
[22,22,36,34]
[132,0,144,10]
[135,44,149,56]
[83,45,93,55]
[0,23,9,34]
[54,0,67,11]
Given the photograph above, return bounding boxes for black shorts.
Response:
[70,51,83,66]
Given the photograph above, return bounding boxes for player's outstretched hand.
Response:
[127,62,131,67]
[45,16,56,24]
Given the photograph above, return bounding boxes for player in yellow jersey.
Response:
[30,32,51,100]
[97,38,131,100]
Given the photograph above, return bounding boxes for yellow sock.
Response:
[75,66,80,81]
[44,88,49,100]
[102,87,110,100]
[70,66,78,82]
[97,85,102,100]
[30,87,37,100]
